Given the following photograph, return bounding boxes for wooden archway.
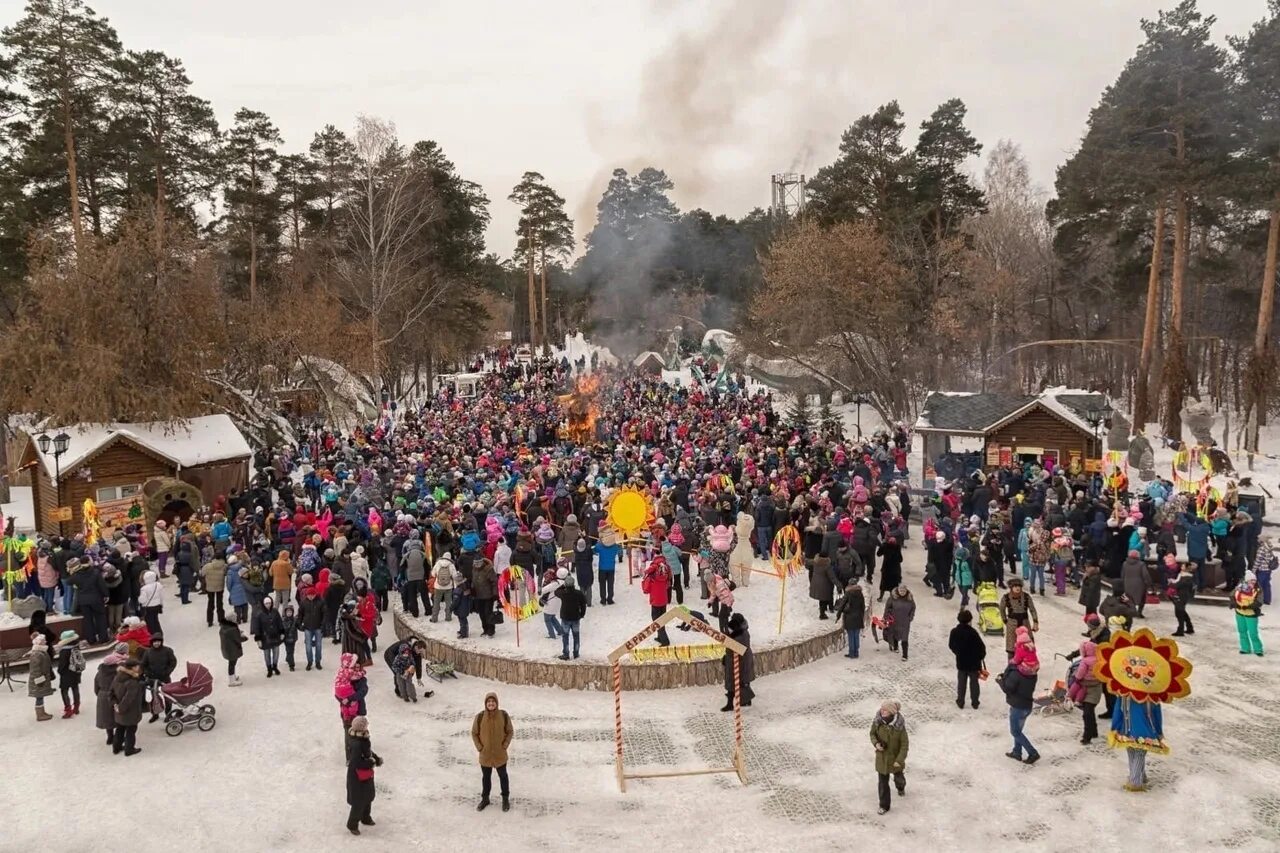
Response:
[607,606,749,792]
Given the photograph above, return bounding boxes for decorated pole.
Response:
[613,660,625,792]
[770,526,803,635]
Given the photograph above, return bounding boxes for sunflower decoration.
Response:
[605,485,653,540]
[1094,628,1193,705]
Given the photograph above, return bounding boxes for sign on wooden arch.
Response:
[607,606,749,792]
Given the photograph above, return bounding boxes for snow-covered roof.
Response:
[632,351,665,366]
[30,415,252,480]
[915,390,1110,436]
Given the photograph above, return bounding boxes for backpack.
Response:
[69,647,86,673]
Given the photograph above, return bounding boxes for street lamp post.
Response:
[850,393,872,438]
[37,431,72,537]
[1084,402,1113,460]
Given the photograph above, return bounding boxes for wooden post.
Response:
[777,565,787,635]
[733,651,747,784]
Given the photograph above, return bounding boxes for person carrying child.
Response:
[391,643,419,703]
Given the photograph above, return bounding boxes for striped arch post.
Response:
[613,661,625,792]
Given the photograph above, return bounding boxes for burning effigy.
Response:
[558,373,601,445]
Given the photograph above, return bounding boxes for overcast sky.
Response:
[90,0,1268,258]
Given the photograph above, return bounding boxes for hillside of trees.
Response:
[0,0,1277,450]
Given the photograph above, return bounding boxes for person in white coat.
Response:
[733,512,755,588]
[540,568,566,639]
[430,554,455,622]
[152,521,173,578]
[138,570,164,635]
[349,546,370,582]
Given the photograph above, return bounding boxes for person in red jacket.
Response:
[352,578,380,653]
[641,556,673,647]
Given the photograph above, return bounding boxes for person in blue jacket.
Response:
[226,556,249,623]
[1182,513,1211,591]
[593,538,622,605]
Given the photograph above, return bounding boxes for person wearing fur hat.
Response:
[870,700,908,814]
[55,629,87,718]
[998,578,1039,659]
[1120,549,1149,618]
[27,633,56,721]
[345,715,382,835]
[110,657,144,755]
[219,613,247,686]
[141,632,176,720]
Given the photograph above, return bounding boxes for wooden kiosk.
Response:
[607,607,749,792]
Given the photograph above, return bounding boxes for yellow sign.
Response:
[47,507,73,523]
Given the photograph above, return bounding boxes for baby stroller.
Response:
[975,582,1004,636]
[1033,654,1074,717]
[161,662,217,736]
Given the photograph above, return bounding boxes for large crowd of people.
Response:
[15,346,1269,824]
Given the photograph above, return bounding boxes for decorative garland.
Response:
[769,525,803,577]
[498,564,540,621]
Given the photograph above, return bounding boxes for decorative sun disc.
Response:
[1094,628,1193,704]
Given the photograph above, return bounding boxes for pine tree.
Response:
[787,392,815,432]
[223,107,282,303]
[2,0,121,256]
[275,153,318,255]
[819,400,844,440]
[806,101,914,230]
[913,98,986,241]
[509,171,573,346]
[307,124,355,242]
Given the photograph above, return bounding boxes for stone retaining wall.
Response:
[393,607,845,691]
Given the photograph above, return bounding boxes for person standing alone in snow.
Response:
[472,692,514,812]
[870,700,908,815]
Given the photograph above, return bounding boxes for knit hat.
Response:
[112,642,129,656]
[349,716,369,735]
[1245,570,1258,584]
[58,629,79,643]
[1015,626,1031,644]
[556,567,569,580]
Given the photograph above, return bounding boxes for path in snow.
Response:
[2,545,1277,853]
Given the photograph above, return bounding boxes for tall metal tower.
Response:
[770,173,806,219]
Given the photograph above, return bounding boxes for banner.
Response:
[628,644,724,663]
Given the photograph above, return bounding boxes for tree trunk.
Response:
[540,244,549,348]
[61,94,84,256]
[1162,191,1188,441]
[1246,200,1280,452]
[249,221,258,306]
[526,223,538,349]
[1134,201,1165,432]
[0,415,11,504]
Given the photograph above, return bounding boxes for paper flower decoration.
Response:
[1094,628,1193,704]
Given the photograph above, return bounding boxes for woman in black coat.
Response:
[345,716,382,835]
[877,537,904,600]
[720,613,754,711]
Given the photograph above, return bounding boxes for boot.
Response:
[502,796,510,812]
[73,702,81,715]
[36,706,53,722]
[61,705,74,719]
[347,824,361,836]
[477,797,490,812]
[720,700,734,712]
[360,816,375,826]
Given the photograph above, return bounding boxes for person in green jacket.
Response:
[870,700,909,815]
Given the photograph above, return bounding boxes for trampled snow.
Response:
[4,544,1275,853]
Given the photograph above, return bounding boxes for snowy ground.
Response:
[4,544,1277,853]
[401,553,830,663]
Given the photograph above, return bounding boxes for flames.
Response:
[559,374,602,445]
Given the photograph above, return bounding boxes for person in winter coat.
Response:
[572,538,595,606]
[951,544,975,607]
[833,542,863,587]
[349,546,370,582]
[270,551,294,606]
[27,633,56,721]
[351,578,379,653]
[95,643,128,744]
[401,539,429,618]
[68,558,109,644]
[472,558,498,637]
[37,548,59,613]
[173,536,199,605]
[431,554,456,622]
[345,716,383,835]
[280,603,300,671]
[298,576,326,670]
[1000,661,1039,764]
[834,582,868,658]
[642,556,673,646]
[153,520,172,577]
[1099,591,1137,632]
[219,613,247,686]
[252,596,286,677]
[1171,563,1197,636]
[555,575,588,660]
[1120,550,1149,618]
[136,569,164,636]
[926,530,955,597]
[1078,562,1103,617]
[384,638,434,700]
[808,553,838,618]
[335,652,369,727]
[948,609,986,709]
[732,511,755,587]
[852,517,879,584]
[870,701,909,815]
[323,570,349,642]
[557,514,582,555]
[1234,571,1264,656]
[55,629,86,718]
[877,536,903,601]
[999,578,1040,657]
[201,554,228,627]
[540,567,567,639]
[1068,639,1103,744]
[1181,513,1211,589]
[140,632,176,721]
[103,560,127,633]
[883,586,915,660]
[225,557,249,623]
[471,692,514,812]
[719,611,754,710]
[110,657,145,755]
